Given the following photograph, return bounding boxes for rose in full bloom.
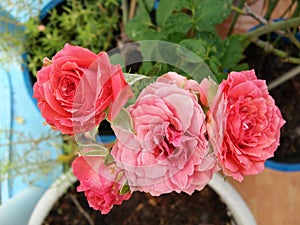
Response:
[33,44,133,135]
[111,74,218,196]
[207,70,285,181]
[72,155,131,214]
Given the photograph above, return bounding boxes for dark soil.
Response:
[42,182,233,225]
[244,40,300,164]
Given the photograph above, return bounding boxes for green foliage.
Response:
[125,0,247,82]
[1,0,300,79]
[119,181,130,194]
[126,0,300,82]
[112,107,134,133]
[23,0,121,76]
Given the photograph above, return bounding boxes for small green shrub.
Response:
[24,0,121,76]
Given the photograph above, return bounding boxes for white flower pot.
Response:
[28,170,77,225]
[28,172,257,225]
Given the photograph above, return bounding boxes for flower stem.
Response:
[268,65,300,90]
[129,0,137,20]
[121,0,128,25]
[227,0,247,36]
[246,17,300,40]
[231,5,245,15]
[286,29,300,49]
[70,194,95,225]
[254,39,300,64]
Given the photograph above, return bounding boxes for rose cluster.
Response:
[33,44,285,214]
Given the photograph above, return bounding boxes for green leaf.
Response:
[195,0,232,32]
[109,53,125,68]
[77,144,109,156]
[112,108,134,133]
[124,73,150,86]
[164,11,192,35]
[188,62,217,83]
[104,152,115,165]
[179,39,206,59]
[219,34,246,69]
[139,41,157,61]
[233,63,250,72]
[176,39,215,82]
[125,0,157,41]
[138,61,155,75]
[119,182,131,195]
[133,0,152,21]
[156,0,180,27]
[125,19,160,40]
[209,56,222,73]
[140,0,156,13]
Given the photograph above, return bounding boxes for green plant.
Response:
[232,0,300,63]
[0,0,121,75]
[125,0,244,82]
[124,0,300,82]
[24,0,121,76]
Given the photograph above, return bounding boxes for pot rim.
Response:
[28,171,257,225]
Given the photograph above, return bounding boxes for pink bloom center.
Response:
[59,78,76,97]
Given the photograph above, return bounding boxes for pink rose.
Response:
[72,155,131,214]
[207,70,285,181]
[112,74,218,196]
[33,44,133,136]
[157,72,201,92]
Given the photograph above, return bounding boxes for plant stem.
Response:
[129,0,137,20]
[70,194,95,225]
[237,3,300,49]
[244,3,268,24]
[264,0,279,20]
[268,65,300,90]
[231,5,245,15]
[246,17,300,40]
[286,29,300,49]
[254,39,300,64]
[292,0,300,18]
[121,0,128,25]
[227,0,247,36]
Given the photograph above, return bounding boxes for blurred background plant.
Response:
[25,0,121,76]
[125,0,300,82]
[0,0,121,76]
[1,0,300,81]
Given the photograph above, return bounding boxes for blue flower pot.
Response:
[0,1,64,225]
[0,1,122,224]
